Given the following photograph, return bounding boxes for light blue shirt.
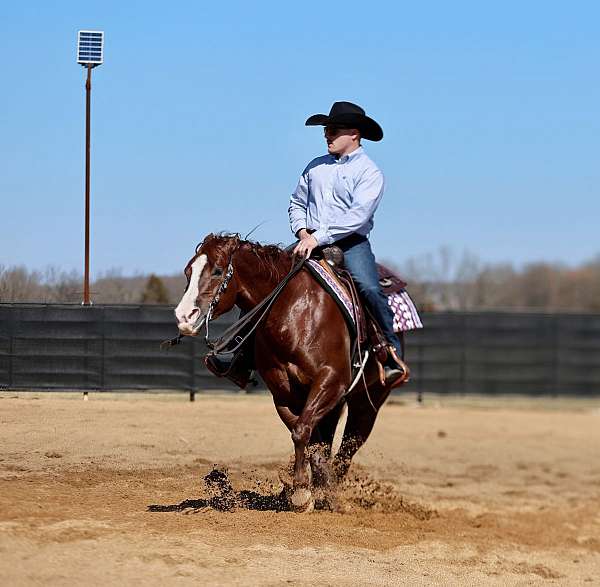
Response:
[288,146,385,246]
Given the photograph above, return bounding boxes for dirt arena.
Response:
[1,392,599,585]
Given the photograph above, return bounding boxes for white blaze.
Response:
[175,254,207,329]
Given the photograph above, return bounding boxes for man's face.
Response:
[324,125,360,156]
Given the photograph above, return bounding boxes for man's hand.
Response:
[293,232,318,258]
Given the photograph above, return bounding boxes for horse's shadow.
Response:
[148,489,290,513]
[147,468,292,514]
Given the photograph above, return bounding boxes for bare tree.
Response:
[0,265,44,302]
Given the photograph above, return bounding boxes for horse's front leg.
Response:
[290,367,346,512]
[308,406,343,492]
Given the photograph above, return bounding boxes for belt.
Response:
[333,233,368,250]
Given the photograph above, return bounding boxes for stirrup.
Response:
[204,352,255,390]
[386,346,410,387]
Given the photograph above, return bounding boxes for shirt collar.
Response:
[331,146,364,164]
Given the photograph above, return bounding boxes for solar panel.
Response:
[77,30,104,66]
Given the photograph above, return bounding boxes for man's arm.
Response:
[288,170,309,238]
[289,167,319,257]
[311,167,384,246]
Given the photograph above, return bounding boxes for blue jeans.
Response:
[335,234,403,358]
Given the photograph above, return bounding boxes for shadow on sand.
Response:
[147,468,291,513]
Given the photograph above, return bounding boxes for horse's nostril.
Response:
[188,308,199,320]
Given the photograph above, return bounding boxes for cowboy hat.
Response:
[305,101,383,142]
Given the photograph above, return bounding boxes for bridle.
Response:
[203,256,235,347]
[190,237,242,348]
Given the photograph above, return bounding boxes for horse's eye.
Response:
[212,267,223,277]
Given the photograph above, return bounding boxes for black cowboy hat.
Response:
[305,101,383,142]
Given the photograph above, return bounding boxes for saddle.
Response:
[308,246,410,389]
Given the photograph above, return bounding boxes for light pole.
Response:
[77,30,104,305]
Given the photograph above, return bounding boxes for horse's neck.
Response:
[234,248,291,310]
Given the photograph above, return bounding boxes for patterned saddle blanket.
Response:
[305,259,423,334]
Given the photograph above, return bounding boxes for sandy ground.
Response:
[1,391,599,586]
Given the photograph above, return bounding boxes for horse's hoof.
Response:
[290,487,314,513]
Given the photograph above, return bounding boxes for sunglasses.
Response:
[324,125,351,136]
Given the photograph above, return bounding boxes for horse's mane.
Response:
[199,232,293,281]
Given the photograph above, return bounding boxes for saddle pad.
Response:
[388,291,423,332]
[306,259,356,331]
[306,259,424,333]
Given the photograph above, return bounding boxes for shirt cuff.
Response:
[311,227,332,246]
[291,220,306,236]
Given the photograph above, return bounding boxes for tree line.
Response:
[394,247,600,312]
[1,248,599,311]
[0,266,182,305]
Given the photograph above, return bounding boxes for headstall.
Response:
[161,239,240,350]
[200,238,242,348]
[203,259,235,347]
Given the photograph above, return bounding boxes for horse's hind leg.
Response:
[333,382,391,480]
[290,371,346,512]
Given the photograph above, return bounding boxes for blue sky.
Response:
[0,1,598,275]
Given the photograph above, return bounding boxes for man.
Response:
[289,101,407,385]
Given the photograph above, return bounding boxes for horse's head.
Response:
[174,233,241,336]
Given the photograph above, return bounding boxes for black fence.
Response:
[1,304,599,396]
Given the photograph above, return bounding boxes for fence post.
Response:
[190,336,196,402]
[100,305,106,391]
[553,314,561,397]
[416,332,423,403]
[7,304,16,389]
[460,312,468,395]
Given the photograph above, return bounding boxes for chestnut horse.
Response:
[174,233,395,511]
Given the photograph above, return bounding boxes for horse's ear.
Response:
[196,233,216,253]
[233,234,244,253]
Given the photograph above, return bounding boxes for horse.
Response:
[174,233,398,511]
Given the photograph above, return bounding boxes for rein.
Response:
[207,254,306,355]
